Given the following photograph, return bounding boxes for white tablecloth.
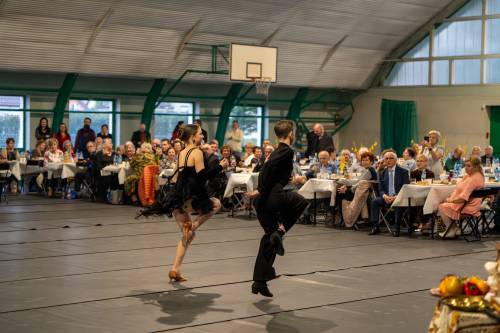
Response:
[101,162,132,185]
[223,172,259,198]
[298,178,360,206]
[8,160,22,181]
[46,162,63,179]
[392,181,500,215]
[61,163,87,179]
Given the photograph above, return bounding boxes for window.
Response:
[486,19,500,54]
[228,106,264,146]
[385,0,500,87]
[154,102,194,140]
[487,0,500,14]
[0,95,24,149]
[385,62,429,86]
[432,60,449,85]
[68,99,113,143]
[433,21,482,56]
[485,59,500,83]
[453,0,482,17]
[453,59,481,84]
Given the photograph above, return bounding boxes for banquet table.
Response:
[7,160,22,181]
[298,177,360,206]
[223,172,259,198]
[61,163,87,179]
[101,162,132,185]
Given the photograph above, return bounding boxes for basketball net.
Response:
[254,77,272,96]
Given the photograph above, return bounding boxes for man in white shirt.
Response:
[225,120,244,157]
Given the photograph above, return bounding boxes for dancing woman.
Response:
[139,124,228,282]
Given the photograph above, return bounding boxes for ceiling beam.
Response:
[319,35,348,71]
[261,27,280,46]
[84,7,115,54]
[175,19,202,60]
[370,0,469,87]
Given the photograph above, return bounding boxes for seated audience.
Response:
[307,150,336,178]
[262,139,272,150]
[209,139,219,157]
[220,144,240,171]
[115,145,125,159]
[401,147,417,172]
[444,147,464,173]
[74,141,97,194]
[44,138,64,198]
[53,122,71,151]
[471,145,482,158]
[335,151,377,228]
[160,147,176,170]
[160,139,171,155]
[172,140,183,159]
[95,137,104,152]
[31,140,47,159]
[62,140,76,162]
[97,124,112,140]
[123,141,136,162]
[338,149,352,173]
[94,139,118,202]
[202,144,226,198]
[250,146,264,172]
[1,138,20,161]
[327,147,338,168]
[350,147,368,174]
[369,151,410,237]
[410,154,434,181]
[438,157,485,239]
[35,117,52,141]
[243,142,255,166]
[481,145,494,166]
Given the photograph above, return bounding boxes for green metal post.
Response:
[142,79,167,132]
[212,46,217,72]
[52,73,78,129]
[215,84,244,144]
[286,87,309,120]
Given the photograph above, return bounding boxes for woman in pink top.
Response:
[438,156,485,238]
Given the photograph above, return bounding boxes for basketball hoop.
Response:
[254,77,272,96]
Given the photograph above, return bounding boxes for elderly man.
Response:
[482,145,494,166]
[444,147,464,172]
[369,151,410,237]
[305,123,334,158]
[131,123,151,149]
[225,120,244,157]
[307,150,336,178]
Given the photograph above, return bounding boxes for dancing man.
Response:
[246,120,309,297]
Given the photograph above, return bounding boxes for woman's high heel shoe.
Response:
[169,270,187,282]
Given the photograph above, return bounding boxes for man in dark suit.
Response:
[131,123,151,149]
[305,123,335,158]
[369,151,410,237]
[246,120,309,297]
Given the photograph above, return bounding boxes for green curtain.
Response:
[490,106,500,156]
[380,98,418,155]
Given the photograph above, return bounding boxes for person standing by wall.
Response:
[225,120,243,158]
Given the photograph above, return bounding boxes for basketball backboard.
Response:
[230,43,277,83]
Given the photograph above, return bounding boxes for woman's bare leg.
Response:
[192,198,221,231]
[171,209,191,273]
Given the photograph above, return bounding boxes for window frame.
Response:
[153,101,196,140]
[384,0,500,88]
[0,94,26,150]
[228,104,267,147]
[67,97,117,146]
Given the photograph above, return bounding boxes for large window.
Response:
[385,0,500,87]
[0,95,24,149]
[68,99,114,142]
[154,102,194,140]
[228,106,264,146]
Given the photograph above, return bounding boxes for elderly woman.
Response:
[335,151,378,228]
[410,154,434,181]
[350,147,368,173]
[160,147,177,170]
[438,156,485,239]
[123,141,136,162]
[243,142,255,166]
[401,147,417,172]
[62,140,76,162]
[421,130,444,179]
[444,147,464,173]
[44,138,64,197]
